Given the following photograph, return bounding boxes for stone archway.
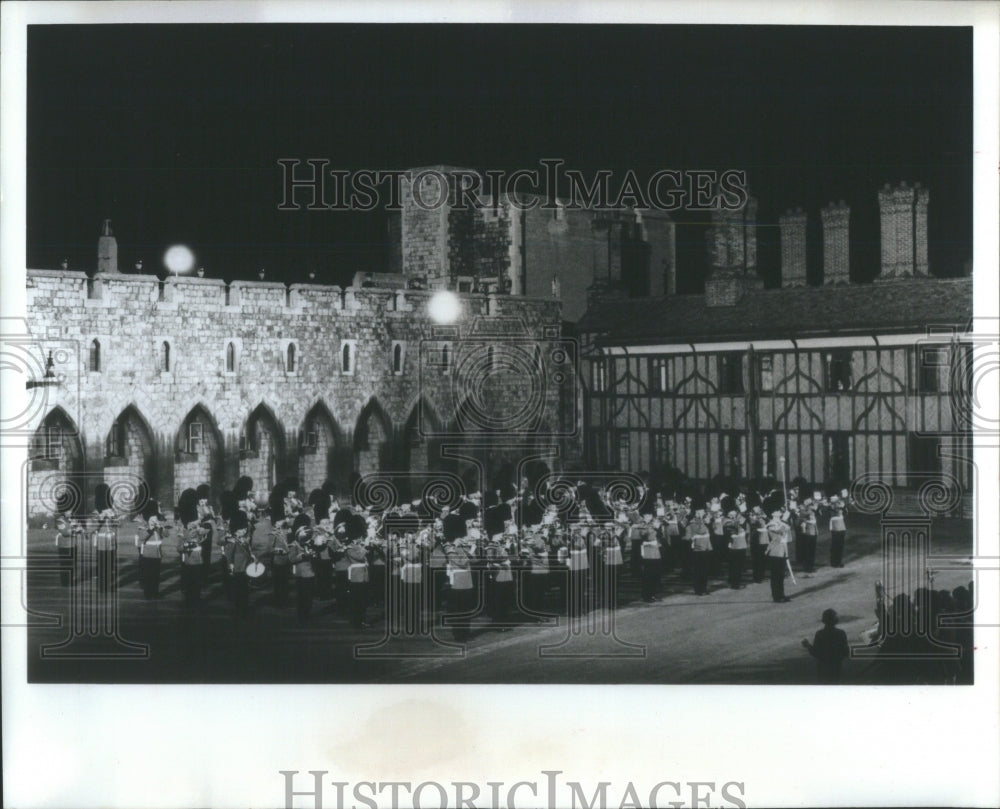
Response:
[240,402,286,494]
[298,400,350,496]
[103,404,157,514]
[175,403,225,507]
[353,398,395,478]
[28,406,85,517]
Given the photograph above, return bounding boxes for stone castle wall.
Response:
[25,269,567,515]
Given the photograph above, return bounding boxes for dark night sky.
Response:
[27,24,972,292]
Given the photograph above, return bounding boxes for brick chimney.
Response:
[97,218,119,274]
[705,195,759,306]
[779,207,807,287]
[821,201,850,285]
[878,181,928,280]
[914,184,929,277]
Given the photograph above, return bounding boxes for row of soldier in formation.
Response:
[49,476,854,632]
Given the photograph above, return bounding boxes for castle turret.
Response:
[97,218,119,274]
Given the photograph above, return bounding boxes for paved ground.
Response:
[23,515,974,684]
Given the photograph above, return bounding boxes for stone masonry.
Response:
[25,265,565,516]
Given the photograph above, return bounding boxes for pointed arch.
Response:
[30,406,83,465]
[36,405,81,439]
[104,403,157,515]
[354,397,394,451]
[176,402,224,451]
[243,402,287,457]
[107,403,156,456]
[301,399,345,445]
[240,402,287,494]
[401,396,450,485]
[354,396,395,476]
[175,402,225,506]
[298,399,350,495]
[403,394,444,437]
[28,406,86,517]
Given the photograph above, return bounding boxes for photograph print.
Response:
[21,22,977,685]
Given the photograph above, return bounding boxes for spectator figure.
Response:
[802,608,850,683]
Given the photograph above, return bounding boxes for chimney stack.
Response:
[914,184,929,277]
[878,181,929,280]
[97,218,118,274]
[779,207,807,287]
[821,201,850,285]
[704,195,761,306]
[743,196,758,275]
[707,196,758,275]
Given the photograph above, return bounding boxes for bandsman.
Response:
[399,535,425,633]
[485,541,514,629]
[346,541,370,630]
[92,484,117,594]
[524,533,550,616]
[228,510,254,618]
[368,534,387,607]
[726,510,748,589]
[284,483,304,522]
[640,518,663,602]
[445,543,475,641]
[267,520,291,607]
[177,493,204,606]
[196,483,215,580]
[602,523,625,610]
[765,510,792,603]
[709,499,726,579]
[53,512,83,587]
[288,521,317,625]
[687,509,712,596]
[429,530,450,624]
[560,530,589,617]
[136,499,167,599]
[312,518,336,601]
[828,495,848,568]
[798,498,818,573]
[667,502,688,577]
[748,506,768,583]
[218,490,239,600]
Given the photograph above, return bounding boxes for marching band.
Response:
[43,474,856,636]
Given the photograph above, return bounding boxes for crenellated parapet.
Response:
[26,269,560,322]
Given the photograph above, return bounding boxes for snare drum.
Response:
[246,560,266,586]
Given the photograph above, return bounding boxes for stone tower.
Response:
[97,218,119,274]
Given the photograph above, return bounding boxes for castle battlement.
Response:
[26,268,561,321]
